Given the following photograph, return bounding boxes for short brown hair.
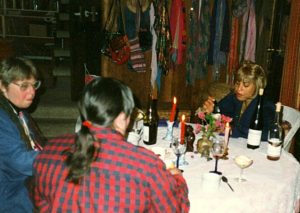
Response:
[0,57,38,88]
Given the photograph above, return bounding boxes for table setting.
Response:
[146,126,300,213]
[127,100,300,213]
[127,119,300,213]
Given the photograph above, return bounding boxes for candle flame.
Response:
[181,114,186,121]
[173,97,177,104]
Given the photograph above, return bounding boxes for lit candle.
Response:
[224,122,230,147]
[180,114,186,144]
[169,97,177,122]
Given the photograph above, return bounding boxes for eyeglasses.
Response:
[11,81,41,91]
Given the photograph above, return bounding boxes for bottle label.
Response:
[143,126,149,142]
[267,138,282,157]
[247,129,262,146]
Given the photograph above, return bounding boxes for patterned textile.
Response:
[153,0,171,76]
[19,111,43,151]
[232,0,248,17]
[124,0,148,72]
[186,0,210,84]
[33,127,190,212]
[170,0,186,65]
[129,37,147,72]
[227,17,239,85]
[150,3,158,89]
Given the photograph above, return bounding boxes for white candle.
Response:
[224,122,230,147]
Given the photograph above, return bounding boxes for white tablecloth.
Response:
[140,126,300,213]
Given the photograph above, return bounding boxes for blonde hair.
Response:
[235,60,267,97]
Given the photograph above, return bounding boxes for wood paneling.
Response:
[280,0,300,110]
[100,51,201,112]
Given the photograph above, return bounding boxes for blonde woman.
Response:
[203,61,275,141]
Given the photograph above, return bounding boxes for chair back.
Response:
[282,105,300,151]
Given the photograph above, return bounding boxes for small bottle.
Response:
[267,102,283,160]
[143,94,159,145]
[247,88,264,149]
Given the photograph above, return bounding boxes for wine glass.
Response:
[234,155,253,182]
[171,137,187,169]
[210,139,225,175]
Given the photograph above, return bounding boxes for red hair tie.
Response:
[82,120,92,128]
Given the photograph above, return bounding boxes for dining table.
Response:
[137,125,300,213]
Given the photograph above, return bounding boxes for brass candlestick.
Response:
[221,147,229,160]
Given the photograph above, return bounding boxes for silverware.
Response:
[222,176,234,192]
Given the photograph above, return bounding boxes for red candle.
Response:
[169,97,177,122]
[180,114,186,144]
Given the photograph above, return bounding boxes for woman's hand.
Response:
[168,167,183,175]
[203,96,215,114]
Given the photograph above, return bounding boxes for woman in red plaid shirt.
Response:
[33,77,190,212]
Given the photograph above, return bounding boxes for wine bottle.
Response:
[247,88,264,149]
[267,102,283,160]
[143,94,159,145]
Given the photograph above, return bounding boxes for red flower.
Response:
[196,112,232,138]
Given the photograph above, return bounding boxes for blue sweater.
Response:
[0,102,38,212]
[219,93,275,141]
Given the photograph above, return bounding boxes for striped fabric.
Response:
[33,127,190,212]
[129,37,147,72]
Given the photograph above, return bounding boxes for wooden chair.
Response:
[282,105,300,151]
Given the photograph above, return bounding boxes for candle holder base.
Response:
[163,121,174,141]
[221,147,229,160]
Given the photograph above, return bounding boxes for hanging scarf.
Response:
[239,0,250,62]
[227,0,248,83]
[150,2,158,89]
[227,17,239,85]
[170,0,186,65]
[208,0,228,80]
[244,0,256,61]
[186,0,210,85]
[153,0,171,76]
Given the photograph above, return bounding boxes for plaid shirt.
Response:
[33,127,189,212]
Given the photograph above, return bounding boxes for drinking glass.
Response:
[234,155,253,182]
[210,139,225,175]
[171,137,187,169]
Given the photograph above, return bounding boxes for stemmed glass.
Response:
[210,139,226,175]
[171,137,187,169]
[234,155,253,182]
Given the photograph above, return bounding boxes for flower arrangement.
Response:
[195,112,232,139]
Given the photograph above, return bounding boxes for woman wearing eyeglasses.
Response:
[0,57,45,212]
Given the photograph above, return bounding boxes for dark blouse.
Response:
[219,92,275,141]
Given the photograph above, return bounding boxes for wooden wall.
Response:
[280,0,300,109]
[100,52,219,121]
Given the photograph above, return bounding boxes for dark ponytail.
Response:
[64,123,99,184]
[64,77,134,184]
